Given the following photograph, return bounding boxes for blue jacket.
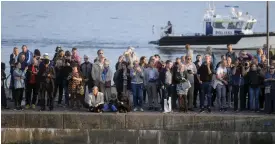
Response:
[18,50,33,65]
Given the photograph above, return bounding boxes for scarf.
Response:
[102,67,108,81]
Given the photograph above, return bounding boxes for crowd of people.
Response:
[1,44,275,114]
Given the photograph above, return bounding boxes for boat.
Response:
[149,4,275,50]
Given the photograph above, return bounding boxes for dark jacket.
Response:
[115,69,131,93]
[247,70,264,88]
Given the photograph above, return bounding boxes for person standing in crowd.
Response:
[247,63,264,112]
[85,86,105,113]
[115,55,125,71]
[9,47,19,102]
[114,61,131,101]
[13,62,28,110]
[259,55,267,68]
[1,62,9,109]
[232,60,246,111]
[68,64,84,109]
[18,45,33,65]
[215,55,227,70]
[181,56,186,64]
[124,47,138,66]
[92,56,105,92]
[206,46,217,69]
[25,58,39,109]
[264,65,275,114]
[226,57,234,108]
[71,47,81,65]
[175,64,190,112]
[33,49,41,62]
[185,44,193,61]
[94,49,104,62]
[130,61,144,112]
[160,60,173,112]
[139,56,148,103]
[154,54,163,105]
[144,59,159,111]
[100,60,112,102]
[185,55,197,111]
[53,50,65,107]
[255,48,264,64]
[52,46,62,63]
[80,55,93,94]
[225,44,238,63]
[171,57,181,110]
[61,53,72,107]
[18,54,28,71]
[239,50,252,110]
[262,44,274,60]
[193,54,202,108]
[38,59,55,111]
[214,59,229,112]
[197,54,214,113]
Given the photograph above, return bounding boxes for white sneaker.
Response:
[133,107,138,112]
[140,108,144,112]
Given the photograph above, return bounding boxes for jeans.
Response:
[147,82,157,107]
[63,79,70,105]
[232,85,245,111]
[132,83,143,108]
[200,82,212,108]
[1,86,8,107]
[54,80,64,104]
[187,83,194,109]
[249,87,260,110]
[25,83,38,105]
[216,84,227,109]
[161,84,172,110]
[193,83,201,107]
[14,88,24,108]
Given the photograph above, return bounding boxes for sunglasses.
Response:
[99,53,103,54]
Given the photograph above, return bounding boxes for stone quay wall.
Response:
[1,111,275,144]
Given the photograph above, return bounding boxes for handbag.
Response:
[105,80,111,88]
[77,84,85,96]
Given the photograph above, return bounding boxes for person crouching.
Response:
[85,86,104,113]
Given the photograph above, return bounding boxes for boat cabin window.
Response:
[245,22,254,30]
[227,22,244,29]
[213,22,226,29]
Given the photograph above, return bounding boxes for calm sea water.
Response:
[2,1,275,73]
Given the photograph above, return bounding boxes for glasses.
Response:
[187,58,191,60]
[99,53,103,55]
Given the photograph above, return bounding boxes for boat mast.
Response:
[267,1,270,68]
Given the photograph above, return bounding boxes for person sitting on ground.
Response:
[85,86,105,113]
[102,93,118,112]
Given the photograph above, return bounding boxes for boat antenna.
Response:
[267,1,270,69]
